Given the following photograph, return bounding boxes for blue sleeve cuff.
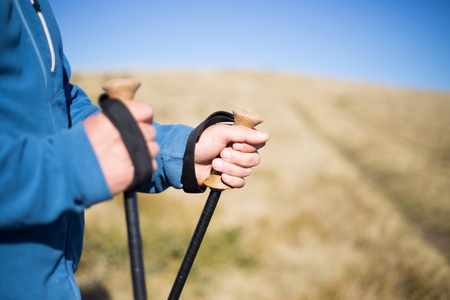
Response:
[139,123,193,193]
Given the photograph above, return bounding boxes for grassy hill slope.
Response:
[72,71,450,300]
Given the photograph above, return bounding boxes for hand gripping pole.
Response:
[102,79,149,300]
[168,108,264,300]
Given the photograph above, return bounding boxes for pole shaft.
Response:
[124,191,147,300]
[168,190,222,300]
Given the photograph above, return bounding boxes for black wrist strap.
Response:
[181,111,235,193]
[98,94,153,192]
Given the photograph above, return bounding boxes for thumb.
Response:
[221,125,270,145]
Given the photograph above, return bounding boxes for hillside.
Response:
[72,71,450,300]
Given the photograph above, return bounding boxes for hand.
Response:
[194,124,269,188]
[84,101,159,195]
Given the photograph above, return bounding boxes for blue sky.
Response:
[50,0,450,91]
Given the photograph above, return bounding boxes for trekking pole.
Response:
[168,108,264,300]
[102,79,150,300]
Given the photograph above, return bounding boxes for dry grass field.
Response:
[72,71,450,300]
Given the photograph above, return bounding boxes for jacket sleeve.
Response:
[0,123,112,230]
[139,122,194,193]
[63,55,101,125]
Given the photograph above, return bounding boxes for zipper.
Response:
[30,0,56,72]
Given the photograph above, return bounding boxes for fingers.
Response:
[130,102,158,168]
[194,122,269,189]
[138,122,157,143]
[210,146,262,189]
[231,142,265,153]
[147,140,160,171]
[220,148,261,168]
[125,101,154,123]
[221,174,246,189]
[212,157,252,178]
[138,117,159,171]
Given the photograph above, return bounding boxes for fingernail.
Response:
[222,173,232,181]
[233,143,244,151]
[213,159,223,170]
[257,131,269,139]
[221,148,231,159]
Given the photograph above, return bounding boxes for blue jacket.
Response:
[0,1,193,299]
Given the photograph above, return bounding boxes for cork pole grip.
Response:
[103,78,141,102]
[203,108,264,191]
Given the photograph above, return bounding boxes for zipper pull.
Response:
[32,0,41,12]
